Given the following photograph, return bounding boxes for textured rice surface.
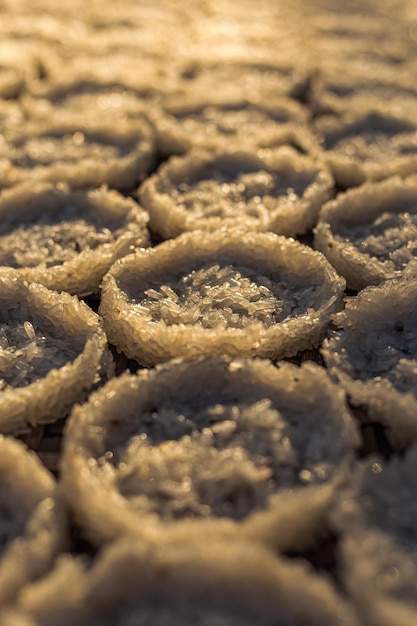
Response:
[310,58,417,116]
[0,321,79,390]
[61,356,358,548]
[100,230,345,365]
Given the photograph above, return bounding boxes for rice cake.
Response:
[100,230,345,365]
[0,106,156,191]
[1,538,358,625]
[314,176,417,290]
[0,436,65,607]
[331,448,417,626]
[61,356,359,550]
[149,95,309,157]
[0,183,149,296]
[139,146,334,239]
[322,274,417,450]
[0,277,113,434]
[315,106,417,187]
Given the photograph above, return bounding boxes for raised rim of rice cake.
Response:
[4,537,358,626]
[314,105,417,187]
[0,276,113,434]
[0,436,66,608]
[99,230,345,365]
[61,356,359,551]
[314,176,417,291]
[321,273,417,450]
[0,182,150,297]
[139,145,334,239]
[0,106,156,191]
[330,448,417,626]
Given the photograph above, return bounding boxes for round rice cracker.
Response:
[171,56,311,103]
[321,273,417,451]
[310,63,417,118]
[61,356,359,553]
[0,276,113,435]
[0,106,156,191]
[139,145,334,239]
[330,448,417,626]
[99,230,345,366]
[0,182,149,297]
[314,176,417,291]
[3,537,358,626]
[148,94,309,158]
[0,436,66,608]
[314,106,417,188]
